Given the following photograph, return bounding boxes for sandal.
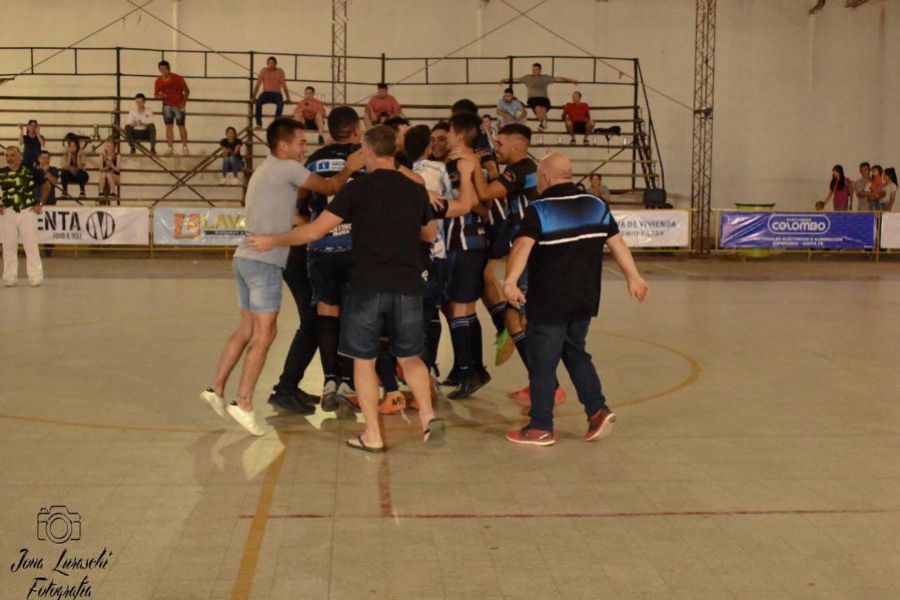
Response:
[345,435,386,454]
[423,418,445,447]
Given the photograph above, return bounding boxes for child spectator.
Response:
[98,138,121,201]
[220,127,244,185]
[868,165,885,210]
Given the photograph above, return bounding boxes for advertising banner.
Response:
[36,207,149,245]
[719,211,877,249]
[880,213,900,249]
[611,210,690,248]
[154,207,246,246]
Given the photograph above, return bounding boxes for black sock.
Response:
[423,305,441,372]
[488,302,507,335]
[375,342,398,393]
[469,314,485,374]
[317,315,340,384]
[513,330,529,370]
[339,355,355,389]
[449,317,473,375]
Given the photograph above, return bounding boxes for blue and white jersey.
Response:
[413,159,451,260]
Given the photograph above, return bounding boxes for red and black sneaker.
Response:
[585,408,616,442]
[506,427,556,446]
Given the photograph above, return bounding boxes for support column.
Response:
[691,0,716,254]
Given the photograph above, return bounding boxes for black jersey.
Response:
[298,142,362,252]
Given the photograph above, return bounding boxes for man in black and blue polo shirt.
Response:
[299,107,365,412]
[502,153,649,446]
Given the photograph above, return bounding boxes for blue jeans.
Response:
[338,291,424,360]
[221,154,244,176]
[255,92,284,126]
[526,318,607,431]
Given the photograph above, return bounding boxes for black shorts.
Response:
[424,258,448,307]
[570,121,588,134]
[302,118,318,130]
[445,249,488,303]
[527,97,551,111]
[307,250,352,306]
[339,291,424,360]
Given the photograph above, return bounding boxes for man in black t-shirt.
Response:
[502,153,649,447]
[248,125,445,453]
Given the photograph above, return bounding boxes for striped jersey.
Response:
[300,143,362,252]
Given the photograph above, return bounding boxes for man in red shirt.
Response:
[291,86,328,144]
[364,83,403,129]
[562,91,595,145]
[154,60,190,155]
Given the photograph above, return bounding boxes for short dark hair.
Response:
[449,113,481,148]
[590,173,602,183]
[503,88,514,94]
[451,99,479,116]
[305,86,315,93]
[404,125,431,162]
[225,126,237,136]
[364,125,397,157]
[383,116,410,130]
[135,93,146,100]
[481,114,492,121]
[431,121,450,133]
[872,164,883,175]
[532,62,542,69]
[158,60,171,69]
[27,119,37,126]
[377,82,388,90]
[498,123,532,143]
[860,161,871,169]
[40,150,51,157]
[327,106,360,141]
[267,56,277,64]
[266,117,302,151]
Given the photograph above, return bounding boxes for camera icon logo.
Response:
[37,506,82,544]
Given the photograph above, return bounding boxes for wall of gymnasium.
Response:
[0,0,895,211]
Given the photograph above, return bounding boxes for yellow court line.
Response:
[230,431,292,600]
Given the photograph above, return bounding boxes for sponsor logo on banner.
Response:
[37,207,149,245]
[720,211,876,249]
[154,207,246,245]
[611,210,690,248]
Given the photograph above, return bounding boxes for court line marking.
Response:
[242,506,900,520]
[229,431,291,600]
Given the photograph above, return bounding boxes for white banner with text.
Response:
[611,209,690,248]
[37,207,150,245]
[153,207,246,246]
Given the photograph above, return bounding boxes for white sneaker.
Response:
[165,147,174,156]
[200,388,228,420]
[226,403,267,436]
[335,382,358,413]
[3,280,16,287]
[220,176,228,185]
[181,145,189,156]
[29,279,42,287]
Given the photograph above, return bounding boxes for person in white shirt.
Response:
[124,93,157,154]
[883,167,898,212]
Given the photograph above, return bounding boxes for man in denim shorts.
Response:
[154,60,190,155]
[248,125,445,452]
[200,117,363,436]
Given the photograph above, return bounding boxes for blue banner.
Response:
[720,211,877,249]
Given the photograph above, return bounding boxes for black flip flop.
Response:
[423,418,446,447]
[346,435,386,454]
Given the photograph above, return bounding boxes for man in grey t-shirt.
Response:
[501,62,578,131]
[852,161,871,211]
[200,117,363,435]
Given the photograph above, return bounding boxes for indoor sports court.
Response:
[1,1,898,599]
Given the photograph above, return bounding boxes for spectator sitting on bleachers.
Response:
[220,127,244,186]
[252,56,290,128]
[60,139,88,198]
[18,120,45,169]
[124,93,157,154]
[98,138,121,201]
[562,91,595,145]
[883,168,897,212]
[35,150,59,257]
[154,60,190,155]
[496,88,527,128]
[589,173,610,202]
[501,63,578,131]
[364,83,403,129]
[821,165,850,211]
[292,86,327,144]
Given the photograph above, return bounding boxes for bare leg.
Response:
[211,310,254,398]
[178,126,188,146]
[234,311,278,409]
[315,113,327,140]
[352,358,383,448]
[165,123,174,148]
[565,119,575,140]
[536,106,548,128]
[398,355,436,430]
